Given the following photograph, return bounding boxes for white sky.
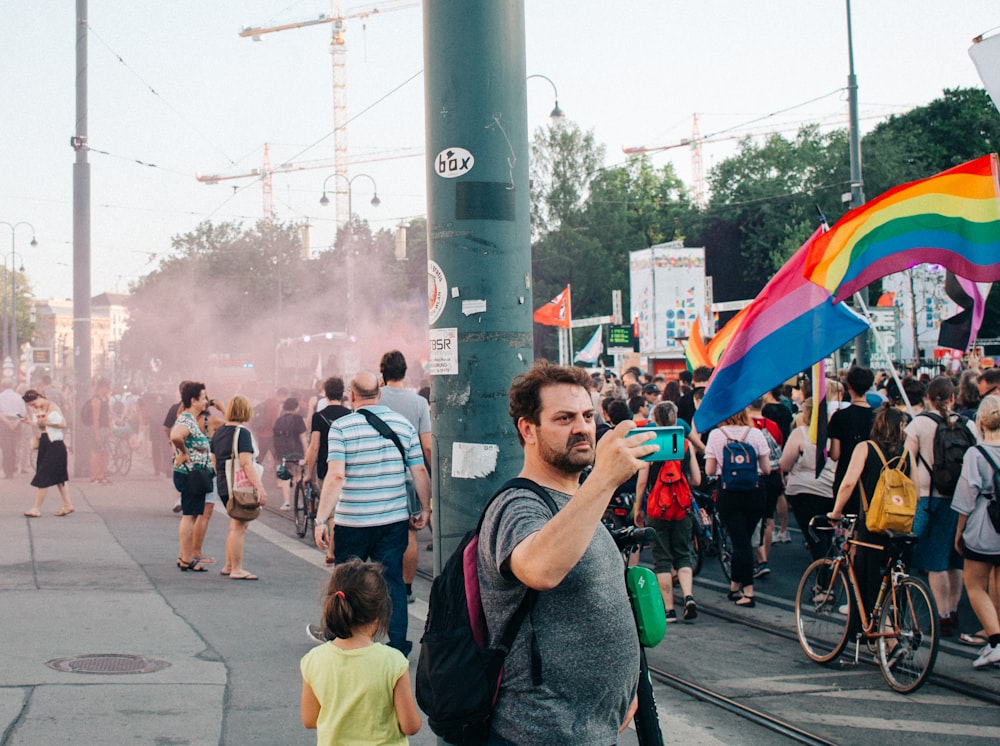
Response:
[1,1,997,301]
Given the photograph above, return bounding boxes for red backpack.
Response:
[645,445,692,521]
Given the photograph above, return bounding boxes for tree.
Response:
[698,126,850,299]
[529,121,606,237]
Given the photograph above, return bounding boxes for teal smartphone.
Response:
[626,426,685,461]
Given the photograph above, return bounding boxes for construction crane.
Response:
[238,1,419,226]
[624,114,725,209]
[196,142,422,221]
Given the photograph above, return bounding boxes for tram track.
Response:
[695,596,1000,707]
[645,663,839,746]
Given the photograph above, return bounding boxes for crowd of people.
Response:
[8,351,1000,742]
[598,359,1000,672]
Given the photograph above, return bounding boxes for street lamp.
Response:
[318,172,380,223]
[0,221,37,367]
[527,74,564,122]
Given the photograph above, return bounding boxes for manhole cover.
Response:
[46,654,171,675]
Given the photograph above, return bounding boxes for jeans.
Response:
[333,520,411,656]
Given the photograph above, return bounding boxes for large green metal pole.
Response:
[424,0,533,570]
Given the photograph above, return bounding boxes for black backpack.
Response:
[918,411,977,497]
[415,478,557,746]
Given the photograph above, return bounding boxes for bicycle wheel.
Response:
[689,521,703,577]
[715,522,733,581]
[876,575,938,693]
[293,480,308,538]
[303,481,316,537]
[794,558,851,664]
[119,440,132,476]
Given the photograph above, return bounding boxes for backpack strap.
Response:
[915,411,943,476]
[482,477,559,686]
[974,445,1000,500]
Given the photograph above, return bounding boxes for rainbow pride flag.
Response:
[694,229,869,432]
[804,154,1000,301]
[684,315,712,371]
[705,306,747,365]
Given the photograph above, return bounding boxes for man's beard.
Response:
[538,432,595,474]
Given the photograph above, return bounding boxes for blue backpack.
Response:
[721,427,758,491]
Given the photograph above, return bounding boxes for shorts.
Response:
[911,496,960,572]
[173,471,206,517]
[963,547,1000,566]
[760,471,783,520]
[649,514,694,574]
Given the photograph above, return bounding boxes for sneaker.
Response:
[279,502,292,511]
[683,596,698,621]
[665,609,678,623]
[753,562,770,579]
[407,589,415,605]
[777,530,791,544]
[973,643,1000,668]
[771,529,781,543]
[306,623,330,644]
[837,603,850,615]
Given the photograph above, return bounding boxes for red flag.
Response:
[533,285,572,328]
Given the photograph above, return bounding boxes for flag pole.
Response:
[853,291,914,417]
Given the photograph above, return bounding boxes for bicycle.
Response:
[107,426,133,477]
[689,482,733,581]
[793,515,939,693]
[610,525,665,746]
[277,454,317,539]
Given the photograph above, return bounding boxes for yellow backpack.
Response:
[860,441,918,534]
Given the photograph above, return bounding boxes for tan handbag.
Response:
[225,425,261,522]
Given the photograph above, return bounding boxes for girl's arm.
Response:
[830,445,868,518]
[686,440,701,487]
[778,428,803,473]
[300,680,320,730]
[393,670,422,736]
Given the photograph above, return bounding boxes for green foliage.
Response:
[121,217,425,381]
[0,265,34,355]
[529,122,606,236]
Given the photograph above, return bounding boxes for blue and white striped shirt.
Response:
[328,405,424,528]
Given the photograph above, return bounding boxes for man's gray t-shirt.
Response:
[477,485,640,745]
[379,386,430,435]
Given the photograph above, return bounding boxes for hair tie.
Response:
[334,590,345,599]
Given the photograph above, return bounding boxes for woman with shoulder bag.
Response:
[952,394,1000,668]
[170,381,214,572]
[212,395,268,580]
[704,410,772,608]
[829,405,917,630]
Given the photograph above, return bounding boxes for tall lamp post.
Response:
[0,221,37,370]
[526,73,565,122]
[319,173,379,349]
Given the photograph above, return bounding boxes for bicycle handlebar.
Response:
[609,525,656,551]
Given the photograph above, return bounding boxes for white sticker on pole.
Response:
[428,260,447,324]
[429,327,458,376]
[451,442,499,479]
[435,147,474,178]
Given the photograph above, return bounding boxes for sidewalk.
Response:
[0,455,450,746]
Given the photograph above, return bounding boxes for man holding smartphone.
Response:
[0,378,27,479]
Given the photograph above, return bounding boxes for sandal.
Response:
[23,510,41,518]
[726,589,744,601]
[193,555,215,565]
[229,572,258,581]
[960,632,988,647]
[54,507,75,517]
[735,595,756,608]
[177,558,207,572]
